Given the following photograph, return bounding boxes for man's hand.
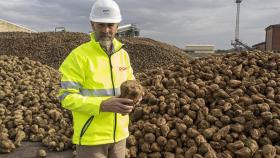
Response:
[100,97,134,115]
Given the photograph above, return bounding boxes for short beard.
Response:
[99,38,113,54]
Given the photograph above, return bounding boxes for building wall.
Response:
[259,44,266,51]
[272,27,280,51]
[0,20,34,33]
[266,29,273,51]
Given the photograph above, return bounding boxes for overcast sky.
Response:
[0,0,279,49]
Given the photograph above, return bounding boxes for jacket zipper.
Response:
[104,44,123,143]
[108,54,117,143]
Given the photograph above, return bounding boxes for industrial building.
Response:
[252,42,266,51]
[252,24,280,51]
[265,24,280,51]
[184,44,215,58]
[116,24,139,37]
[185,45,215,54]
[0,19,36,33]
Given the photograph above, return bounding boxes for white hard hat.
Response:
[89,0,122,23]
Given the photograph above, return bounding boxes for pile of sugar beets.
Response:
[126,51,280,158]
[1,51,280,158]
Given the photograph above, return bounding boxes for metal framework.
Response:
[231,0,253,51]
[117,24,140,37]
[55,27,66,32]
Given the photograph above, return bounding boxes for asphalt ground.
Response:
[0,142,74,158]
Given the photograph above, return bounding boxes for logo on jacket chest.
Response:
[119,67,128,71]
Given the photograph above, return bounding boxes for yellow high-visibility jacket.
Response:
[59,33,135,145]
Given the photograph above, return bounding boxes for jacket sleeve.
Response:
[58,52,109,116]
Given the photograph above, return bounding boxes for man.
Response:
[59,0,135,157]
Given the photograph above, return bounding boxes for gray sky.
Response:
[0,0,279,49]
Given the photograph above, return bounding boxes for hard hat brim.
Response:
[90,17,121,23]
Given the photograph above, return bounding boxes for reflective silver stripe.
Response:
[115,88,121,96]
[59,88,121,101]
[80,88,121,96]
[61,81,82,89]
[59,92,75,101]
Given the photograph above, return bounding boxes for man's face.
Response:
[91,22,119,42]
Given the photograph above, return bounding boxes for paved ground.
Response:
[0,142,74,158]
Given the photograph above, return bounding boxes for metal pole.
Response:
[234,0,242,51]
[235,2,240,40]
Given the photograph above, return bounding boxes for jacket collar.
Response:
[90,32,123,53]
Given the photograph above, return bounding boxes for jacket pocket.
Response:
[79,115,94,145]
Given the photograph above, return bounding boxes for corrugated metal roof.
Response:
[118,24,133,30]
